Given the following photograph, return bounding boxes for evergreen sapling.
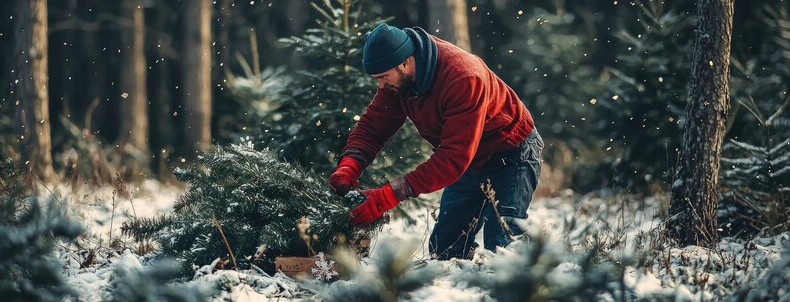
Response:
[598,1,694,191]
[122,143,380,276]
[227,0,430,183]
[0,157,83,302]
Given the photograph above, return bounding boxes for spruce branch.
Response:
[123,143,376,275]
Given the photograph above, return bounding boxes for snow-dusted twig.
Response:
[481,180,518,241]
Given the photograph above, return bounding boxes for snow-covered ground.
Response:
[54,184,789,301]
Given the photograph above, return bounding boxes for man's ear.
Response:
[402,56,415,68]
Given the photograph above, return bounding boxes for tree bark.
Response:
[13,0,56,183]
[118,0,149,178]
[60,0,78,118]
[216,0,231,79]
[183,0,213,158]
[152,3,176,181]
[285,0,306,68]
[427,0,471,52]
[668,0,734,247]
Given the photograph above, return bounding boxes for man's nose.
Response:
[377,79,385,89]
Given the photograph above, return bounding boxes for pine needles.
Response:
[122,143,375,275]
[0,157,83,301]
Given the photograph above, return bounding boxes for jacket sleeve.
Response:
[403,75,489,196]
[341,90,407,169]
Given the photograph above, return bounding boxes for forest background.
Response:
[1,0,789,261]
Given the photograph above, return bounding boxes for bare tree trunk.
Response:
[668,0,734,247]
[183,0,212,158]
[216,0,231,79]
[285,0,306,68]
[153,3,176,182]
[13,0,56,183]
[60,0,77,119]
[118,0,149,179]
[427,0,471,52]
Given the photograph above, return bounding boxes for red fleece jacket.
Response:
[342,36,535,196]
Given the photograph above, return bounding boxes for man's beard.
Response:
[392,68,415,97]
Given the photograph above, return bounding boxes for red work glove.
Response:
[349,183,400,226]
[329,157,362,196]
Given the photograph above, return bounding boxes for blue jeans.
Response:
[428,129,543,260]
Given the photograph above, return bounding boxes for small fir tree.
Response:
[108,258,216,302]
[0,157,83,302]
[719,100,790,236]
[219,67,291,145]
[122,142,377,275]
[0,99,13,157]
[231,0,429,182]
[729,3,790,143]
[464,238,629,302]
[307,238,439,302]
[497,3,606,192]
[720,2,790,237]
[499,4,600,146]
[597,1,694,191]
[726,242,790,302]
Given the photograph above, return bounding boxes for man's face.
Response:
[373,65,414,97]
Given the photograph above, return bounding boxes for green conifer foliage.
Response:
[0,101,12,157]
[465,238,628,302]
[0,158,83,302]
[218,67,292,146]
[726,243,790,302]
[108,259,215,302]
[309,238,439,302]
[122,143,376,275]
[233,0,429,181]
[720,3,790,237]
[719,102,790,236]
[496,3,606,192]
[500,5,599,146]
[598,2,694,191]
[729,3,790,141]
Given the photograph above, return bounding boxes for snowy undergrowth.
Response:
[52,184,789,301]
[51,179,181,249]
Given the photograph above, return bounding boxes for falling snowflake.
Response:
[311,252,338,281]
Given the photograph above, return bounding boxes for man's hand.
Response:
[329,157,362,196]
[349,183,399,226]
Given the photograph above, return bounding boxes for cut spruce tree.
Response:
[121,143,380,275]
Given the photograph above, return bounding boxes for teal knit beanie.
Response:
[362,23,415,75]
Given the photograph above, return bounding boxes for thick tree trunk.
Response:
[285,0,306,68]
[668,0,734,247]
[153,8,176,181]
[183,0,212,158]
[60,0,77,118]
[216,0,231,79]
[427,0,471,52]
[118,0,149,178]
[13,0,56,183]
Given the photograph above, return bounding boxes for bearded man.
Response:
[330,23,543,260]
